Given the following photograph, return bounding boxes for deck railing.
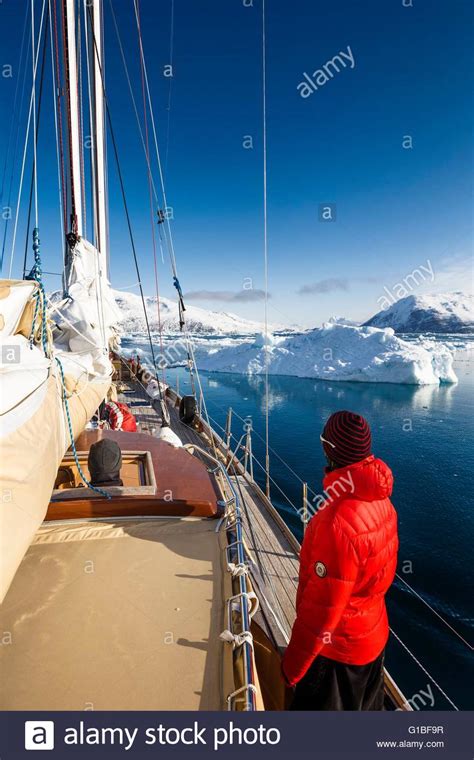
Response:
[184,443,258,711]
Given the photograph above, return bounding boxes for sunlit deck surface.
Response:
[0,517,228,710]
[118,377,299,648]
[116,377,408,709]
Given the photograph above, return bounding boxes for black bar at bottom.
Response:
[2,710,472,759]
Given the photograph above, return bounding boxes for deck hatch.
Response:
[51,450,157,500]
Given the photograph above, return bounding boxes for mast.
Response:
[90,0,108,269]
[64,0,83,237]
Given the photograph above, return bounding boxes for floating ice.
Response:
[195,323,458,385]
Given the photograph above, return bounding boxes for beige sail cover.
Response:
[0,374,110,603]
[1,245,118,602]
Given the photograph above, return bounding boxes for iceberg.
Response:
[195,323,458,385]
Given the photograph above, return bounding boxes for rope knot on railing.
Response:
[219,629,254,651]
[227,562,249,578]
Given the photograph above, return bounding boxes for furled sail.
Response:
[0,238,119,602]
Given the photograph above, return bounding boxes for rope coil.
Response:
[26,227,50,357]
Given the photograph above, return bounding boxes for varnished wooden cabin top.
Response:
[46,428,221,521]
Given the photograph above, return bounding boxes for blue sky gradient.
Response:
[0,0,472,327]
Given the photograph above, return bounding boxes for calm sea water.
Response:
[123,337,474,710]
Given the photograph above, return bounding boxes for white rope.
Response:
[389,627,459,710]
[227,562,249,578]
[9,0,47,277]
[262,0,270,497]
[228,590,259,619]
[220,629,254,650]
[395,573,473,651]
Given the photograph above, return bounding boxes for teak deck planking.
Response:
[114,374,407,708]
[117,378,300,648]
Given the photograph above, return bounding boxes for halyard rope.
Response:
[55,356,111,500]
[8,0,47,278]
[261,0,270,498]
[28,228,49,355]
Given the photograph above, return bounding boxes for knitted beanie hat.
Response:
[321,410,372,467]
[88,439,122,482]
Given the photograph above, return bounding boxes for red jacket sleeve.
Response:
[282,515,360,686]
[295,518,313,610]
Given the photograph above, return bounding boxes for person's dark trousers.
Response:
[290,650,385,710]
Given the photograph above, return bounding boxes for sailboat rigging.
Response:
[2,0,456,713]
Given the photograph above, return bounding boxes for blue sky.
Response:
[0,0,472,328]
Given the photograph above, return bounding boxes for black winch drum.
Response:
[179,395,197,424]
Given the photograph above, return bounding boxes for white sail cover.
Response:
[0,239,119,602]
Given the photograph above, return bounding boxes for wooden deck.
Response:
[115,371,408,708]
[117,376,300,650]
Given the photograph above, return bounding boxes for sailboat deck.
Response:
[0,517,229,710]
[118,378,299,648]
[116,378,408,708]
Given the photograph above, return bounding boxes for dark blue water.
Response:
[124,339,474,709]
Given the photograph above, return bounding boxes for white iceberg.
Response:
[195,323,458,385]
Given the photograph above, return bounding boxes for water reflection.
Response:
[200,370,460,419]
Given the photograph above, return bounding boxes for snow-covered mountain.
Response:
[364,292,474,334]
[113,290,274,336]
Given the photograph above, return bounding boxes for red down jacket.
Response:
[105,401,137,432]
[282,454,398,687]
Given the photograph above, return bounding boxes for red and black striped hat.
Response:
[321,410,372,467]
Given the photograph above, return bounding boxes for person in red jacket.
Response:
[103,401,137,432]
[282,410,398,710]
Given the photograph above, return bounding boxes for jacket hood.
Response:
[323,454,393,502]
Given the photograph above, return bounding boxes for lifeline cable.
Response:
[136,0,167,388]
[261,0,270,498]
